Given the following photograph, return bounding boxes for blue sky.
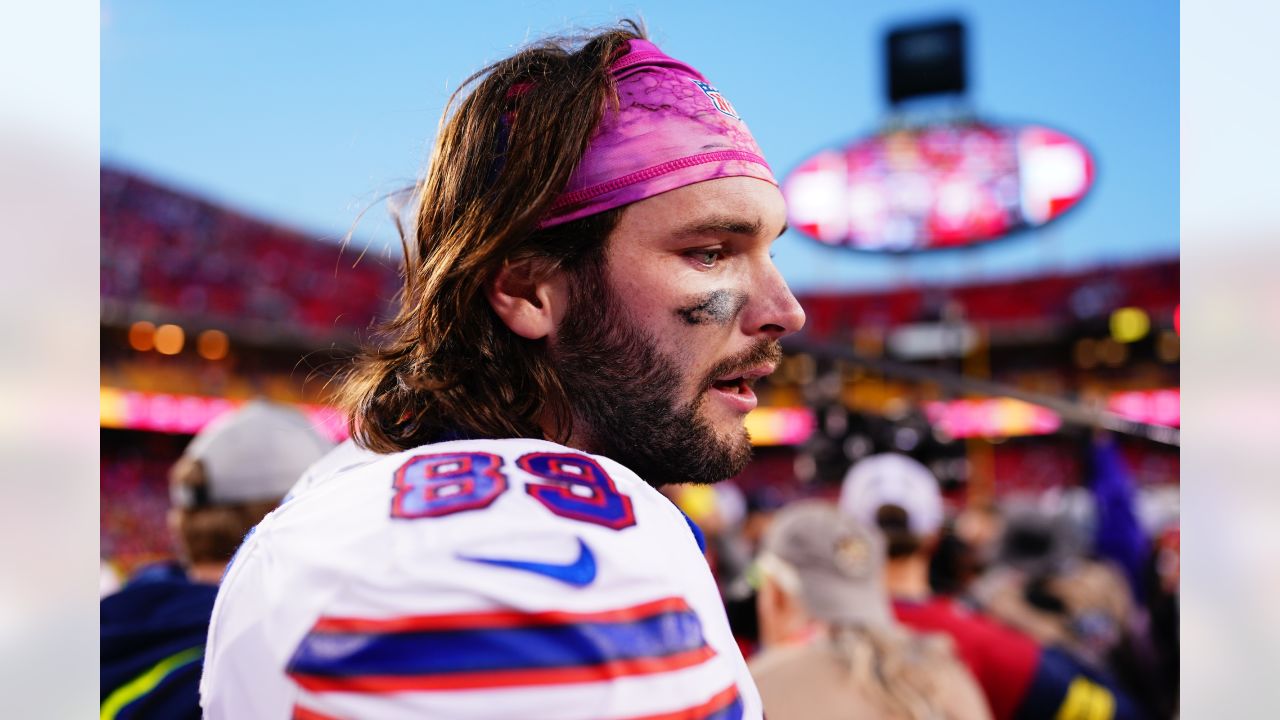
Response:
[101,1,1177,293]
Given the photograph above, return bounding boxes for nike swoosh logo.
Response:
[457,537,597,587]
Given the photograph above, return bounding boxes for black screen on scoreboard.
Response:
[886,19,967,104]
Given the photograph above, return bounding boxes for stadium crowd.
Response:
[100,167,397,342]
[101,432,188,575]
[671,445,1179,718]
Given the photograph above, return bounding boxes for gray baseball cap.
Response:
[760,500,895,627]
[170,399,334,508]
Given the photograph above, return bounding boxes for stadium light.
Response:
[197,329,230,361]
[128,321,156,352]
[154,324,185,355]
[1109,307,1150,344]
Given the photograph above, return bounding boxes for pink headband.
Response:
[538,39,776,229]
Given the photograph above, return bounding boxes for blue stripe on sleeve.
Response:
[289,609,707,678]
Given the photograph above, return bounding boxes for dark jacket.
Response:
[101,563,218,720]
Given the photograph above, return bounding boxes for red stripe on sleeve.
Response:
[292,704,343,720]
[620,684,740,720]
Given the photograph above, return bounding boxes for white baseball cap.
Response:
[838,453,943,537]
[171,399,334,507]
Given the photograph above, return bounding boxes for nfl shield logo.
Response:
[692,80,741,120]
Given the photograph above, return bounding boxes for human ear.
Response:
[758,575,805,648]
[486,258,566,340]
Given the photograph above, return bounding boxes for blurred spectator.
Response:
[723,486,791,653]
[667,481,797,657]
[954,500,1005,571]
[840,453,1145,720]
[1143,523,1179,716]
[927,525,982,597]
[930,494,1004,599]
[968,452,1175,718]
[667,482,756,594]
[1087,434,1149,604]
[750,500,990,720]
[971,508,1131,669]
[100,400,332,719]
[673,482,795,657]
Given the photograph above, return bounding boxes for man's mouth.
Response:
[711,377,752,394]
[707,365,775,411]
[710,364,775,391]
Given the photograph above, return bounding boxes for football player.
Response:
[201,21,805,719]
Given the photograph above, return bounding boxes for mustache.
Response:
[701,339,783,389]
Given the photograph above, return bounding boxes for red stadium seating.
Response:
[101,167,399,341]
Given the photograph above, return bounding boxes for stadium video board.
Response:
[782,123,1094,252]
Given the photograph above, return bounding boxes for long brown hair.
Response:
[341,21,645,453]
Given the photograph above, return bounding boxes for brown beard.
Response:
[552,268,781,487]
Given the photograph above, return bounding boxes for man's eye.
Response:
[690,249,721,267]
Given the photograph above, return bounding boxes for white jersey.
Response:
[201,437,761,719]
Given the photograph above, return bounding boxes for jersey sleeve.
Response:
[276,443,750,720]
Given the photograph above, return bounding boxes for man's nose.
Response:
[744,264,806,340]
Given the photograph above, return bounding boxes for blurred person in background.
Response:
[1143,522,1178,716]
[100,400,332,719]
[750,500,990,720]
[971,507,1132,670]
[668,481,754,595]
[725,485,792,655]
[927,523,984,598]
[840,453,1145,720]
[670,481,792,657]
[942,499,1005,594]
[967,438,1175,718]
